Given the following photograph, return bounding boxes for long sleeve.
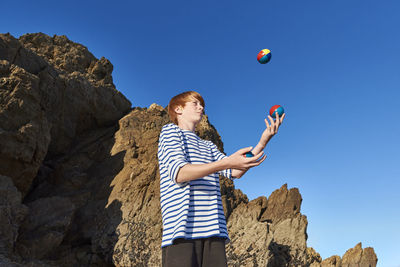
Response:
[208,141,232,180]
[158,125,189,186]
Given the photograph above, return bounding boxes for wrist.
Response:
[221,157,231,170]
[259,138,268,148]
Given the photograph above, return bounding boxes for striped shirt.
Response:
[158,123,232,248]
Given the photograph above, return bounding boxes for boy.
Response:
[158,91,284,267]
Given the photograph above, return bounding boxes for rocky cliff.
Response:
[0,33,378,266]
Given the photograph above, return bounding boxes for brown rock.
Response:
[321,255,342,267]
[220,177,249,221]
[0,61,51,196]
[225,196,270,266]
[342,243,377,267]
[307,247,322,266]
[0,32,131,196]
[259,183,302,223]
[0,32,378,266]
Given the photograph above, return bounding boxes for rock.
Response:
[321,255,342,267]
[226,184,308,266]
[307,247,323,267]
[16,196,75,260]
[0,60,51,196]
[342,243,378,267]
[0,33,131,196]
[0,175,29,258]
[0,254,24,267]
[259,183,302,223]
[220,177,249,221]
[0,32,378,266]
[226,197,270,266]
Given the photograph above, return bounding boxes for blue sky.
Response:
[2,0,400,266]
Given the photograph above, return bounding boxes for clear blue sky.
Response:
[2,0,400,266]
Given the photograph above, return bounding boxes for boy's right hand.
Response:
[226,147,266,170]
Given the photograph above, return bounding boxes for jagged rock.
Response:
[226,184,309,266]
[0,60,51,196]
[0,33,378,266]
[259,183,302,223]
[307,247,323,267]
[220,177,250,221]
[0,33,131,196]
[225,196,270,266]
[310,243,377,267]
[342,243,377,267]
[320,255,342,267]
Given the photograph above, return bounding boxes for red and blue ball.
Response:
[269,105,284,119]
[257,49,272,64]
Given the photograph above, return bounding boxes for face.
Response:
[176,98,204,124]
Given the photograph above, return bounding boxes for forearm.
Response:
[251,135,271,155]
[177,144,267,182]
[176,158,230,183]
[232,168,247,178]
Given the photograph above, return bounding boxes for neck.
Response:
[177,121,197,132]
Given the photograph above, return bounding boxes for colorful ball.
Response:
[245,152,254,158]
[269,105,284,118]
[257,49,271,64]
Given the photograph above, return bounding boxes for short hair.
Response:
[168,91,205,125]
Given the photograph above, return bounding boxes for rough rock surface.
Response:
[0,33,378,266]
[0,175,29,259]
[0,32,131,196]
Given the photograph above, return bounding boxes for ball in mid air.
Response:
[269,105,284,119]
[257,49,271,64]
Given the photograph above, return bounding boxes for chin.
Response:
[193,117,202,125]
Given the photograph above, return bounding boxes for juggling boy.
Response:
[158,91,285,267]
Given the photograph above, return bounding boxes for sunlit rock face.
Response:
[0,33,377,267]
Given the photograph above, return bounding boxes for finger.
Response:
[276,112,281,130]
[265,118,273,134]
[268,115,275,128]
[239,146,253,153]
[257,155,267,164]
[264,118,270,128]
[275,111,281,127]
[275,113,285,130]
[252,151,264,161]
[271,113,278,132]
[249,155,267,167]
[245,146,253,153]
[239,147,253,157]
[280,113,286,124]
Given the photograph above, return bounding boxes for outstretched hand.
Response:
[226,146,267,171]
[261,112,285,143]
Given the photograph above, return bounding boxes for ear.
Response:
[174,106,183,114]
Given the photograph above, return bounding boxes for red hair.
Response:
[168,91,205,125]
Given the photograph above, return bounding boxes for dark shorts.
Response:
[162,237,227,267]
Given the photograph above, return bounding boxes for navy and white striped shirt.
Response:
[158,123,232,247]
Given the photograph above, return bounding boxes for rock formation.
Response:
[0,33,378,266]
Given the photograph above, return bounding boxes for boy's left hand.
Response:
[261,112,285,143]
